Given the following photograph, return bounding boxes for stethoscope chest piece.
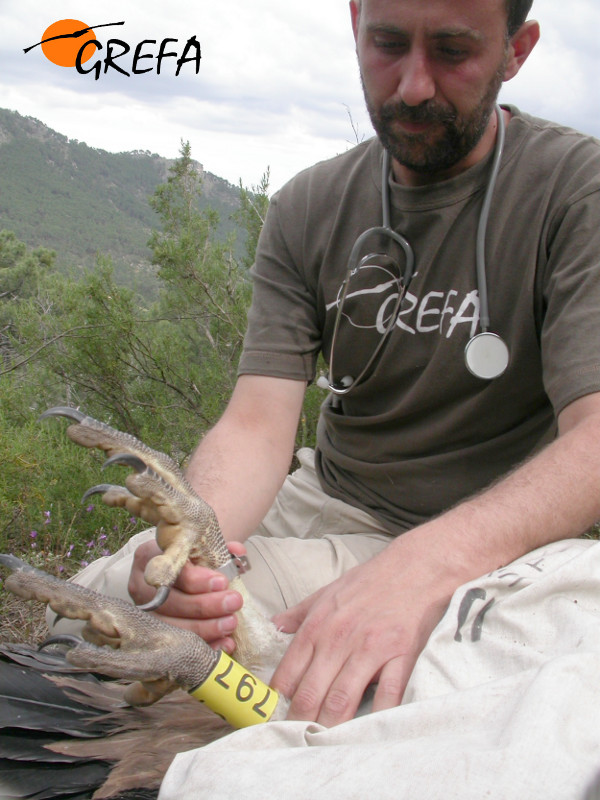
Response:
[464,332,509,380]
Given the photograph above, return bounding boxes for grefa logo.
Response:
[24,20,201,80]
[327,262,482,340]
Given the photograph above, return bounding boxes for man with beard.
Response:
[56,0,600,742]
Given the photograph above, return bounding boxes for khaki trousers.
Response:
[48,448,393,633]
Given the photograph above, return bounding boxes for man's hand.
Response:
[269,535,455,727]
[128,539,247,654]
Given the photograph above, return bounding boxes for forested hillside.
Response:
[0,108,242,299]
[0,131,322,594]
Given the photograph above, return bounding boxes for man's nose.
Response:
[396,52,436,107]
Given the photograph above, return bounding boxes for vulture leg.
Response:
[1,553,218,704]
[0,555,287,721]
[40,407,243,611]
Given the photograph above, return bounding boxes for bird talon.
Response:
[38,405,86,424]
[38,634,84,651]
[0,553,34,572]
[82,484,121,502]
[135,585,171,612]
[103,453,147,473]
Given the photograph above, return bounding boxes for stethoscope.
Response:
[319,104,510,399]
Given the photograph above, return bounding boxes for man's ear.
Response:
[350,0,361,43]
[503,20,540,81]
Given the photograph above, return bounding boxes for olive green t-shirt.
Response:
[239,107,600,534]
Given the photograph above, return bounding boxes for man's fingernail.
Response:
[209,576,227,591]
[223,594,240,613]
[218,615,237,634]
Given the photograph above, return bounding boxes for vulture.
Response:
[0,408,291,799]
[3,410,600,800]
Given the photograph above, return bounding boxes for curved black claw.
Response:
[82,484,122,502]
[38,406,87,423]
[135,585,171,612]
[103,453,147,473]
[38,634,84,651]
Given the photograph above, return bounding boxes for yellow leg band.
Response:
[189,651,280,727]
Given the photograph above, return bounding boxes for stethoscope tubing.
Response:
[326,104,507,396]
[476,105,505,332]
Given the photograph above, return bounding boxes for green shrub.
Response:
[0,405,143,575]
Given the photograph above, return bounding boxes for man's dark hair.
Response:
[506,0,534,36]
[352,1,533,38]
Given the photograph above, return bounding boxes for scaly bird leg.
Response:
[0,555,287,723]
[0,554,216,704]
[40,407,242,610]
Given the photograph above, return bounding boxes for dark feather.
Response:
[0,730,102,762]
[0,644,115,799]
[0,643,101,674]
[0,642,232,800]
[0,660,117,737]
[0,758,112,800]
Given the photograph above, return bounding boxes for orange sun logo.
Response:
[39,19,97,67]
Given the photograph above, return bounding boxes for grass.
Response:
[2,588,52,644]
[0,478,143,644]
[0,501,143,645]
[0,410,147,644]
[0,524,140,645]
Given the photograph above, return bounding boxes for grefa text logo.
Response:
[327,263,482,340]
[24,20,201,80]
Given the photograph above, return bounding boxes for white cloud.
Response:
[0,0,371,189]
[500,0,600,137]
[0,0,598,192]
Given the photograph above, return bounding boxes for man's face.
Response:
[352,0,512,182]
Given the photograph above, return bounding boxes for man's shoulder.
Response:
[504,106,600,199]
[508,105,600,162]
[273,137,382,208]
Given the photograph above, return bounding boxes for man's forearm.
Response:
[185,374,307,542]
[270,395,600,724]
[389,394,600,591]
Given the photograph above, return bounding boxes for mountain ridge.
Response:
[0,108,243,297]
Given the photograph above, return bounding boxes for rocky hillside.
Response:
[0,108,242,296]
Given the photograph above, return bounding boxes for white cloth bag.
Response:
[159,539,600,800]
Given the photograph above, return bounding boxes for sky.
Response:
[1,0,599,194]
